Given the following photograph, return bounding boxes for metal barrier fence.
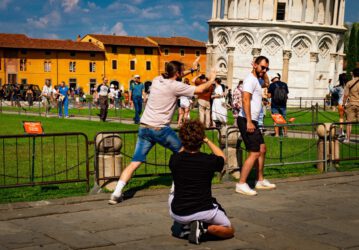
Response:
[0,122,357,191]
[224,123,328,175]
[94,128,221,188]
[0,132,90,190]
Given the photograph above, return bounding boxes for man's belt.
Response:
[140,123,163,131]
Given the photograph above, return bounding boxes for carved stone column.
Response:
[226,46,236,89]
[309,52,319,96]
[259,0,264,20]
[273,0,278,20]
[287,0,292,21]
[329,53,337,83]
[217,0,222,19]
[282,50,292,83]
[301,0,307,22]
[339,0,345,26]
[206,44,217,75]
[333,0,339,25]
[251,48,262,61]
[246,0,250,19]
[314,0,319,23]
[224,0,229,19]
[325,0,331,25]
[212,0,217,19]
[234,0,238,19]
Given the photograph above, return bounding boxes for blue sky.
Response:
[0,0,358,42]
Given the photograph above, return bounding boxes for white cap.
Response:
[268,72,280,81]
[134,74,140,78]
[110,84,114,88]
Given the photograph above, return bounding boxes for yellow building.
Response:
[0,33,104,93]
[81,34,160,90]
[0,33,208,93]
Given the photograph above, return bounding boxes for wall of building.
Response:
[2,49,105,93]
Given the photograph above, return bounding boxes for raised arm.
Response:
[203,137,226,162]
[194,68,216,94]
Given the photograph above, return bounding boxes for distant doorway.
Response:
[110,80,119,89]
[8,74,17,84]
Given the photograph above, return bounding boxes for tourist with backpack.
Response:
[267,72,289,137]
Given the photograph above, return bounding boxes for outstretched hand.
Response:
[192,56,201,70]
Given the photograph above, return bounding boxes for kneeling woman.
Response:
[168,120,234,244]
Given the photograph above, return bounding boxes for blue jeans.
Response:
[59,98,69,117]
[133,96,143,124]
[271,106,287,119]
[132,126,182,162]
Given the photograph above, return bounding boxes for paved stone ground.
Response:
[0,171,359,250]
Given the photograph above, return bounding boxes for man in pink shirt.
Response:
[109,60,217,204]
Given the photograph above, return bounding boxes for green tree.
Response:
[346,23,358,79]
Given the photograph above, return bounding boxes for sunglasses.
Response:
[260,65,270,71]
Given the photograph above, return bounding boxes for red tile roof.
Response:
[88,34,158,47]
[0,33,103,52]
[148,36,206,48]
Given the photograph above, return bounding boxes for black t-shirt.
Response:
[268,81,289,108]
[169,151,224,216]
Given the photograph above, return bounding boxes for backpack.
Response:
[272,82,288,105]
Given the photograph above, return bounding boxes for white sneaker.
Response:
[255,179,276,190]
[235,183,257,196]
[108,194,123,205]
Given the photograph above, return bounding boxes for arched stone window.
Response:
[318,38,332,58]
[217,32,229,53]
[261,34,284,56]
[217,58,228,74]
[236,33,254,54]
[292,36,312,57]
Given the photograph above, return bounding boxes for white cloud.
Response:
[168,5,181,16]
[87,1,96,9]
[111,22,127,36]
[0,0,11,10]
[27,11,61,29]
[44,33,60,39]
[62,0,79,13]
[107,1,138,14]
[192,21,207,33]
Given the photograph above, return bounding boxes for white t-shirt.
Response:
[240,73,263,121]
[42,85,52,97]
[141,76,196,127]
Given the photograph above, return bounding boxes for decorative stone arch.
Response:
[234,31,255,54]
[217,57,228,75]
[290,34,314,57]
[215,30,230,53]
[260,32,286,56]
[318,35,334,58]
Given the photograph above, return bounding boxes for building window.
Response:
[130,60,135,70]
[69,61,76,72]
[112,60,117,70]
[130,47,136,55]
[111,46,117,54]
[44,60,51,72]
[146,61,151,70]
[69,78,77,90]
[20,58,27,71]
[180,49,185,56]
[276,3,286,20]
[144,48,153,55]
[21,49,27,55]
[90,79,96,94]
[70,52,76,57]
[21,79,27,85]
[164,48,169,55]
[89,62,96,72]
[90,52,95,57]
[196,50,200,57]
[45,51,51,55]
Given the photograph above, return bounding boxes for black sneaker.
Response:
[188,221,203,245]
